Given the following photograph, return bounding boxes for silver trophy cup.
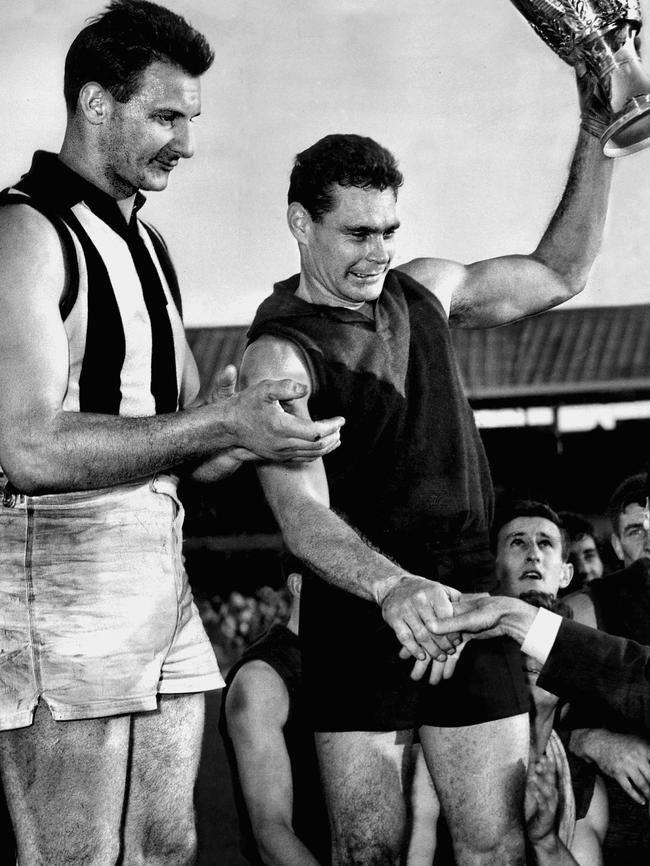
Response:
[510,0,650,156]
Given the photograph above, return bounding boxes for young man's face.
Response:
[496,516,573,599]
[300,184,399,305]
[613,501,650,566]
[98,60,201,197]
[568,534,603,584]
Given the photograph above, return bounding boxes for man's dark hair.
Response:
[492,499,569,560]
[557,511,596,544]
[64,0,214,112]
[608,472,648,535]
[288,134,404,221]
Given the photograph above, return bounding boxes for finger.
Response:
[214,364,238,398]
[427,658,447,686]
[264,377,309,403]
[441,640,467,679]
[627,768,650,802]
[617,775,646,805]
[410,656,432,682]
[393,624,430,661]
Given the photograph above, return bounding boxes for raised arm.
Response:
[224,661,320,866]
[240,336,462,664]
[398,72,614,329]
[0,207,344,493]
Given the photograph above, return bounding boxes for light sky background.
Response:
[2,0,650,327]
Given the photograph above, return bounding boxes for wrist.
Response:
[580,114,608,141]
[501,597,537,644]
[373,572,407,606]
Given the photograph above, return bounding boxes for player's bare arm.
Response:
[240,336,462,662]
[0,207,344,493]
[397,71,614,330]
[226,662,320,866]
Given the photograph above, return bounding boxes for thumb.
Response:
[264,378,308,403]
[215,365,238,398]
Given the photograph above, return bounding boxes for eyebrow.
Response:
[343,221,401,233]
[505,531,558,543]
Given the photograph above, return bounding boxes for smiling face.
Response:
[96,60,201,198]
[290,184,400,306]
[496,516,573,599]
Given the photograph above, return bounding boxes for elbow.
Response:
[0,440,62,495]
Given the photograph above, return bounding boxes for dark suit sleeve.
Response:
[538,619,650,730]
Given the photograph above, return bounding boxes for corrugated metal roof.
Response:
[186,304,650,408]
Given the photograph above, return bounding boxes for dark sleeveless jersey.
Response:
[218,625,330,865]
[248,269,494,585]
[0,151,185,417]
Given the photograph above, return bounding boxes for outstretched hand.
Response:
[212,365,345,462]
[380,575,463,664]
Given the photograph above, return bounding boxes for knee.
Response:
[128,821,197,866]
[453,824,526,866]
[333,825,404,866]
[21,835,121,866]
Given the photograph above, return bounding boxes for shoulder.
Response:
[0,203,66,295]
[227,659,288,713]
[0,201,62,249]
[396,257,467,319]
[241,335,313,389]
[226,659,290,726]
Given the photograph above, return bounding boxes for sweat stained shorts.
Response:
[0,473,224,730]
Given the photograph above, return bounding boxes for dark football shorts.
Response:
[299,536,529,731]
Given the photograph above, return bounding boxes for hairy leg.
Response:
[420,713,529,866]
[315,729,412,866]
[406,743,439,866]
[0,700,130,866]
[121,692,205,866]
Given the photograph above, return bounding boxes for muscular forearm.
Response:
[276,493,405,604]
[532,128,613,295]
[0,404,237,493]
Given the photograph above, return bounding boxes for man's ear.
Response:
[287,572,302,600]
[611,532,625,562]
[287,202,312,244]
[78,82,111,125]
[559,561,574,590]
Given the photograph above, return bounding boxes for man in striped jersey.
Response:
[0,2,343,864]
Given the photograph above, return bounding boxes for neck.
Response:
[59,135,137,222]
[296,273,370,313]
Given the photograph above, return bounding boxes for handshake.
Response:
[382,580,540,686]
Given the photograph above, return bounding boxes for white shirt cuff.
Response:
[520,607,562,666]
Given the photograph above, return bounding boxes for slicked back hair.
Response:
[64,0,214,112]
[493,499,570,561]
[288,134,404,222]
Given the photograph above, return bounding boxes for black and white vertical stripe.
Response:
[2,188,187,418]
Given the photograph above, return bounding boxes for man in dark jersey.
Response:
[239,88,615,865]
[219,572,331,866]
[0,3,343,864]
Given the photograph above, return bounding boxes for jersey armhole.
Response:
[0,193,78,320]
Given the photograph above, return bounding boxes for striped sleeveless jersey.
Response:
[0,151,187,417]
